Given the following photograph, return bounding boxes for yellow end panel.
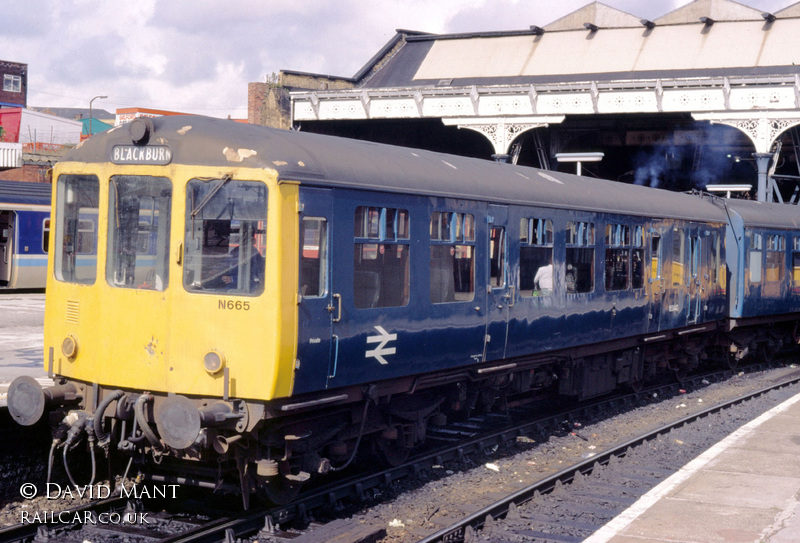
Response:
[46,163,300,402]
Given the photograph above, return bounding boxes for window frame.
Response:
[566,220,595,294]
[604,223,632,291]
[106,175,172,291]
[53,174,100,285]
[3,74,21,93]
[300,217,329,299]
[353,205,411,309]
[182,177,268,297]
[520,217,554,297]
[430,211,476,304]
[748,230,763,284]
[765,233,786,284]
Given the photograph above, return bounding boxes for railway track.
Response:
[0,362,794,542]
[413,370,800,543]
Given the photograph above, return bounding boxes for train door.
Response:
[324,199,413,389]
[295,187,334,393]
[648,229,665,332]
[484,204,510,361]
[0,211,14,286]
[659,226,688,330]
[687,230,703,323]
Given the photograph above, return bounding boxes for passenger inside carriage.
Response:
[221,231,265,290]
[534,263,553,295]
[566,264,577,293]
[183,177,268,296]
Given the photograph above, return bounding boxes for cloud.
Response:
[1,0,796,119]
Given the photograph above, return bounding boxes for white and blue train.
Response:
[0,180,50,290]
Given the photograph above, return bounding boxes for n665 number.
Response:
[219,300,250,311]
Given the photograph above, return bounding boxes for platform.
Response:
[585,390,800,542]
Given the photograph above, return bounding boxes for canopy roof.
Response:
[355,1,800,89]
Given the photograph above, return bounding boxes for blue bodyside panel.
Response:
[14,210,49,256]
[293,185,735,397]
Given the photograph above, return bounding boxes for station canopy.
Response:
[282,0,800,203]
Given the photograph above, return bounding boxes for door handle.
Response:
[503,286,515,307]
[327,293,342,322]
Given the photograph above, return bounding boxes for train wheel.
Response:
[628,379,644,393]
[258,476,302,505]
[757,343,780,366]
[376,437,411,467]
[710,345,736,370]
[256,461,303,505]
[673,366,689,385]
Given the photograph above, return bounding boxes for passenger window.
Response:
[605,223,630,291]
[672,228,688,286]
[520,217,553,297]
[183,178,267,296]
[107,176,172,291]
[709,232,726,294]
[300,218,328,298]
[489,226,506,288]
[42,219,50,253]
[793,237,800,295]
[566,221,594,293]
[749,231,762,284]
[54,174,99,285]
[765,234,785,283]
[651,235,661,281]
[689,235,700,279]
[430,212,475,304]
[631,226,644,289]
[354,206,409,308]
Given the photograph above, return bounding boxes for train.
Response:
[0,180,50,290]
[6,116,800,507]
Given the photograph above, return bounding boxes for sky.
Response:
[1,0,794,120]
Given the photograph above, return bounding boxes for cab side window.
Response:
[183,178,267,297]
[54,174,99,285]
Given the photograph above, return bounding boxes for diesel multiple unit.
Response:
[7,116,800,505]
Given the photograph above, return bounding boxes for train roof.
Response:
[723,198,800,230]
[0,180,51,206]
[65,115,732,223]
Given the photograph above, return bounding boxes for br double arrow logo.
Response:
[365,326,397,365]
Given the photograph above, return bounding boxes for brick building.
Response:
[0,60,26,109]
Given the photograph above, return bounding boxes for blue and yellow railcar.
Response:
[7,116,799,504]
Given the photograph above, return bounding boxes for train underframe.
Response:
[8,317,799,508]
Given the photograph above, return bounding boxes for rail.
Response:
[414,372,800,543]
